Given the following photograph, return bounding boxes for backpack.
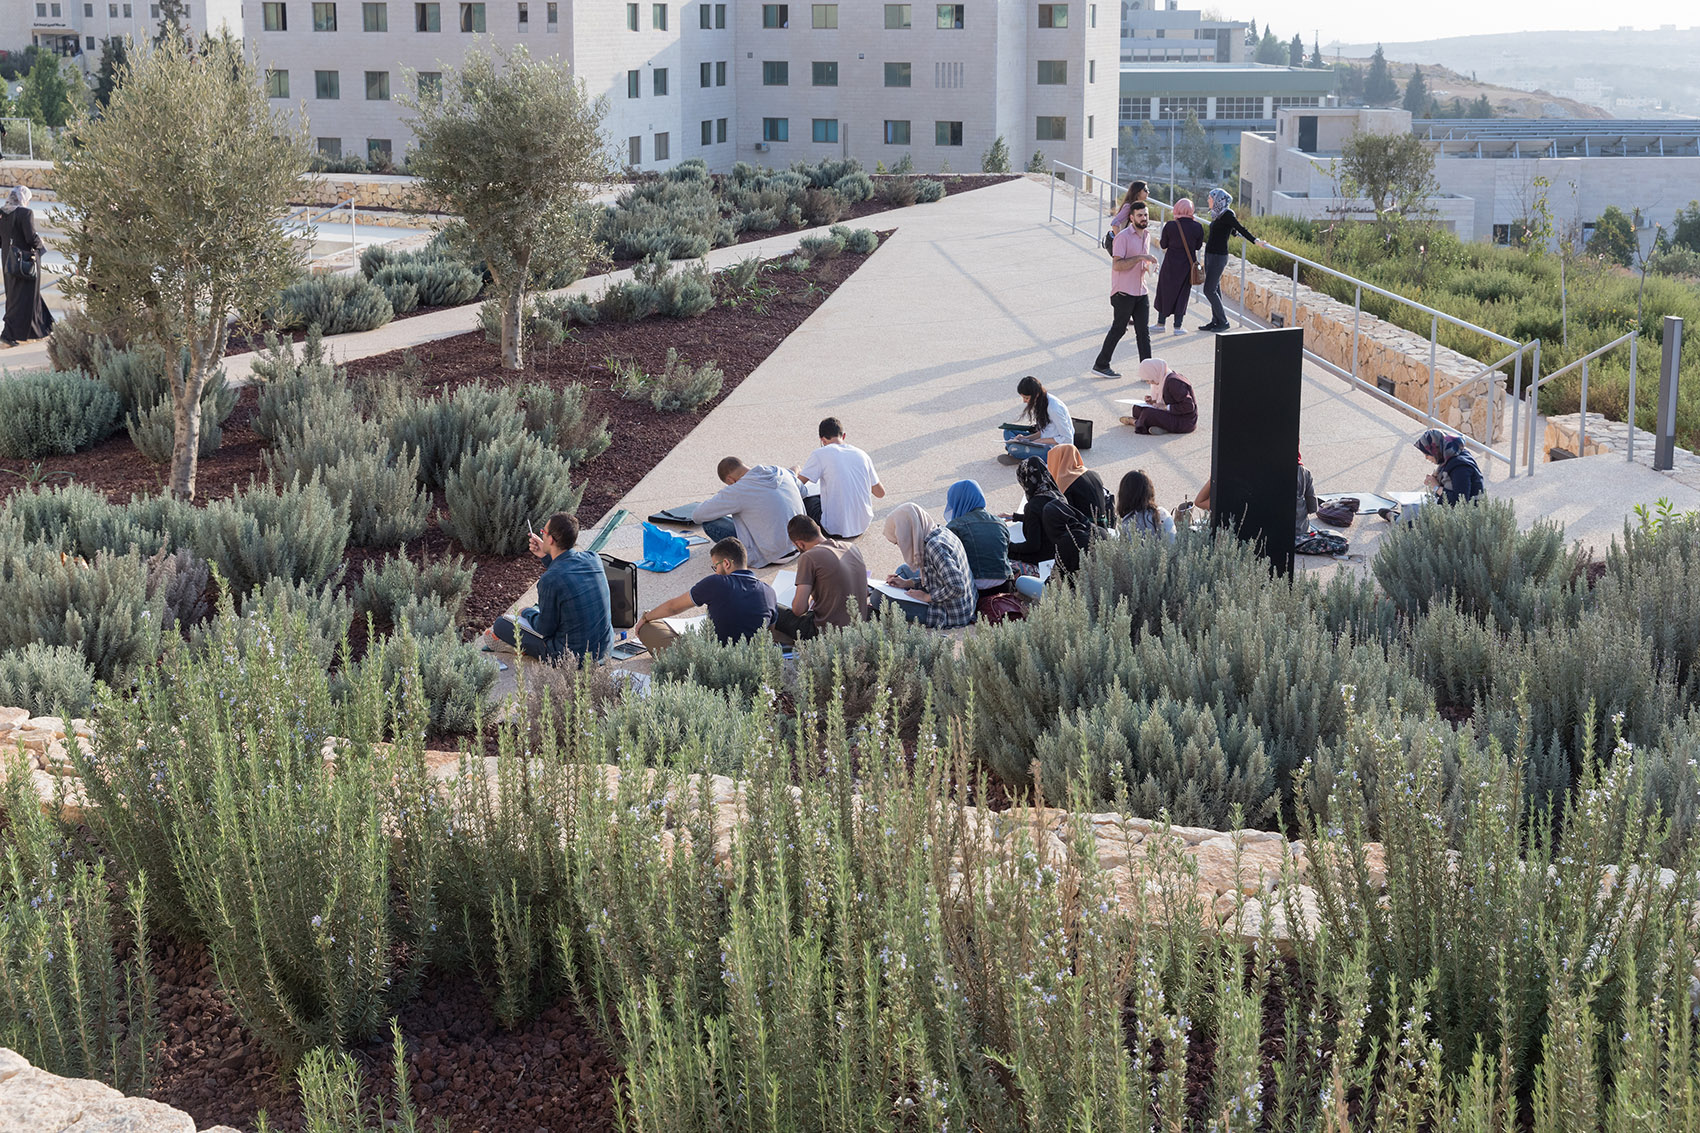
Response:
[978,592,1026,624]
[1294,530,1349,556]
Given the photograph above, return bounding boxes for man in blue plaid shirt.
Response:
[487,513,613,661]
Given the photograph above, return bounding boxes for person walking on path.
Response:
[793,416,885,539]
[1,185,54,347]
[1118,358,1198,435]
[1091,200,1157,378]
[1198,187,1260,333]
[1155,197,1204,335]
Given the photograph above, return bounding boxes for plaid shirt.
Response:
[533,549,613,660]
[916,528,976,629]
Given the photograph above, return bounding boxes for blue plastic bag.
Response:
[635,522,691,572]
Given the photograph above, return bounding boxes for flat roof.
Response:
[1120,64,1336,96]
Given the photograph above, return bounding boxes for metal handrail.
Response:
[283,196,359,260]
[1521,329,1639,477]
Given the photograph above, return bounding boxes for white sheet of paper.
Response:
[659,614,709,635]
[771,569,798,608]
[869,579,930,604]
[1036,560,1055,582]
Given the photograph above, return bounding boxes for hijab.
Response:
[1207,187,1232,219]
[1046,444,1087,494]
[944,479,987,522]
[2,185,28,213]
[1414,429,1464,464]
[1172,197,1196,219]
[1016,457,1063,504]
[883,502,939,571]
[1137,356,1170,396]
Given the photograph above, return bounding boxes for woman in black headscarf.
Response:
[1007,457,1092,574]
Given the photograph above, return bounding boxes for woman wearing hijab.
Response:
[1381,429,1484,523]
[1119,357,1198,435]
[1,185,53,347]
[1007,458,1092,575]
[1198,187,1260,333]
[1046,444,1116,530]
[880,502,977,628]
[943,479,1013,594]
[1155,197,1205,335]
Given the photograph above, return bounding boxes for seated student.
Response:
[1047,444,1116,530]
[692,456,806,568]
[878,502,977,628]
[943,479,1014,593]
[1296,454,1317,539]
[1118,357,1198,435]
[1001,375,1073,463]
[486,512,613,662]
[1117,470,1176,542]
[794,417,886,539]
[633,537,778,653]
[772,514,871,645]
[1007,458,1092,574]
[1380,429,1485,522]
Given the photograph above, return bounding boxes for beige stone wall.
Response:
[0,1046,237,1133]
[1217,259,1508,444]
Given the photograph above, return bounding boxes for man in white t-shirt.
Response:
[794,417,885,539]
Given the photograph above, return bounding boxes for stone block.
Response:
[62,1096,197,1132]
[0,1048,27,1083]
[0,1066,122,1131]
[0,706,30,734]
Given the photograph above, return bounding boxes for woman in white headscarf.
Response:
[1,185,53,347]
[880,502,977,628]
[1198,186,1259,333]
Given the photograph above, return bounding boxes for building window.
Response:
[1119,96,1151,120]
[627,69,640,97]
[629,136,641,165]
[1036,60,1067,84]
[546,0,555,27]
[417,71,442,100]
[86,35,95,48]
[1090,2,1095,26]
[1037,3,1066,27]
[652,2,664,29]
[762,60,788,85]
[714,2,724,26]
[265,69,289,98]
[883,3,909,28]
[365,70,390,99]
[700,60,712,87]
[314,69,340,99]
[106,1,115,12]
[935,3,961,28]
[761,2,786,27]
[1157,96,1208,119]
[935,120,962,146]
[935,61,964,87]
[517,1,526,26]
[884,120,910,144]
[362,1,386,28]
[1271,96,1320,110]
[884,61,910,87]
[121,3,129,14]
[654,131,669,160]
[1215,96,1261,119]
[262,1,286,29]
[716,60,726,85]
[762,117,788,141]
[653,67,668,95]
[459,1,483,30]
[1492,224,1511,245]
[368,138,392,162]
[811,2,834,27]
[151,5,160,16]
[813,117,838,142]
[701,119,713,145]
[415,1,438,29]
[1087,114,1094,138]
[717,117,727,142]
[626,1,637,28]
[317,137,342,157]
[811,60,837,85]
[1035,115,1066,140]
[698,3,709,27]
[311,1,336,29]
[1088,59,1095,83]
[85,4,93,15]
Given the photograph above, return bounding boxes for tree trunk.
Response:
[501,281,527,371]
[169,339,209,499]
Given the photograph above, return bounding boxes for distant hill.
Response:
[1332,56,1611,120]
[1334,28,1700,118]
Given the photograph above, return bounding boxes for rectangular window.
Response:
[883,3,909,28]
[415,1,438,29]
[1036,60,1067,84]
[108,2,116,14]
[1157,96,1208,119]
[1215,96,1261,119]
[365,70,389,99]
[517,1,526,25]
[698,3,708,27]
[1088,115,1094,137]
[626,1,636,28]
[762,60,788,85]
[546,0,555,26]
[458,1,483,30]
[652,67,667,95]
[85,4,93,16]
[417,71,442,100]
[813,118,838,142]
[884,61,910,87]
[121,3,129,15]
[701,119,713,145]
[262,0,285,29]
[762,117,788,141]
[87,35,95,48]
[1088,59,1095,83]
[935,120,962,146]
[811,60,836,86]
[714,2,724,26]
[311,1,335,29]
[362,1,386,28]
[700,61,711,87]
[626,69,640,97]
[151,4,159,15]
[761,3,786,27]
[715,60,726,85]
[265,69,289,98]
[629,136,641,165]
[1035,115,1066,140]
[314,69,339,98]
[935,3,961,28]
[1120,96,1151,120]
[654,131,669,160]
[1090,2,1095,26]
[652,2,664,29]
[368,138,391,162]
[1037,3,1066,27]
[811,3,835,27]
[317,137,342,157]
[717,117,727,142]
[884,119,910,144]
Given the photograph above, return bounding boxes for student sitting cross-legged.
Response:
[877,502,977,629]
[771,515,871,645]
[633,537,778,654]
[486,512,613,662]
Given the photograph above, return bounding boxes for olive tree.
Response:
[1333,128,1439,225]
[56,32,307,499]
[402,45,610,371]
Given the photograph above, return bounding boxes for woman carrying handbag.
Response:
[1,185,53,348]
[1154,197,1205,336]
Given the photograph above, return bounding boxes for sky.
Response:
[1238,1,1654,51]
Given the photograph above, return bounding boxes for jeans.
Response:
[1002,427,1049,462]
[701,516,736,542]
[491,606,550,658]
[1202,252,1230,327]
[1093,291,1150,370]
[1013,575,1045,599]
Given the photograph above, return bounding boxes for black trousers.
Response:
[1094,291,1150,370]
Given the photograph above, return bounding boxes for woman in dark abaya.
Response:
[1,185,54,347]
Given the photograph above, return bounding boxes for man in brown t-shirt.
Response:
[771,515,871,644]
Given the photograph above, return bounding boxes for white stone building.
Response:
[241,0,1118,177]
[3,0,240,65]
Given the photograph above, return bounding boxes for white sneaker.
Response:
[1171,324,1185,336]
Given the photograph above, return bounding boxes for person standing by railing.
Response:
[1199,187,1259,333]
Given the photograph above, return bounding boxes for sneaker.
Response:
[997,452,1022,466]
[1091,364,1121,379]
[1377,507,1398,522]
[1197,321,1227,332]
[1146,426,1169,435]
[1171,324,1186,336]
[1118,415,1139,427]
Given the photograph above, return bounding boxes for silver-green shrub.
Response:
[124,368,239,464]
[371,259,482,307]
[914,177,947,203]
[1597,514,1700,702]
[273,273,395,335]
[0,369,122,458]
[441,432,583,555]
[793,603,959,735]
[830,224,880,254]
[798,231,846,260]
[266,412,431,548]
[519,383,611,468]
[193,476,351,595]
[389,382,523,490]
[0,543,165,685]
[350,549,475,629]
[357,629,496,736]
[250,329,348,446]
[0,642,99,718]
[650,627,779,707]
[0,483,155,558]
[601,681,758,776]
[198,574,354,673]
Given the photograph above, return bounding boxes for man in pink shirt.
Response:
[1091,200,1159,379]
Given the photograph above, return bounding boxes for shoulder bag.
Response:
[3,245,36,280]
[1177,220,1203,286]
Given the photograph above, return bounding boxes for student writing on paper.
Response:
[485,513,613,662]
[793,417,885,539]
[692,456,806,568]
[771,515,871,645]
[634,537,778,654]
[876,503,976,628]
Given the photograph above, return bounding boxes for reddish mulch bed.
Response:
[146,937,618,1133]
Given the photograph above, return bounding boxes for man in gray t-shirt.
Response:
[771,515,870,644]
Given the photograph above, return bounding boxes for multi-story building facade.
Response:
[1117,62,1332,182]
[241,0,1117,177]
[1118,0,1244,64]
[6,0,240,63]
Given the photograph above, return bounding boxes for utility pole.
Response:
[1169,119,1176,201]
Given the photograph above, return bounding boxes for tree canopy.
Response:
[1364,46,1398,105]
[1670,200,1700,254]
[1591,206,1639,267]
[1334,129,1439,224]
[17,53,76,128]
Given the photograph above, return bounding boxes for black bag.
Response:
[601,554,638,629]
[1102,229,1116,254]
[1072,417,1094,451]
[3,245,35,280]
